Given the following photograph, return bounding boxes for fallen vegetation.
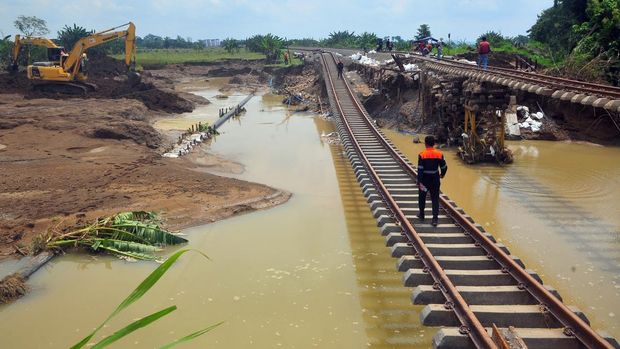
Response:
[40,211,187,261]
[0,274,27,304]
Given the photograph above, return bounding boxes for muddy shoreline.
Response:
[0,59,293,264]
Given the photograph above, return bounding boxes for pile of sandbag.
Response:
[517,106,544,132]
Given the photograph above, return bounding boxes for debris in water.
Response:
[0,273,27,304]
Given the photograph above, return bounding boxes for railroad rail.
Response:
[294,46,620,112]
[318,50,619,349]
[396,52,620,112]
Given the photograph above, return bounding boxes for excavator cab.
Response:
[46,47,64,63]
[30,47,65,68]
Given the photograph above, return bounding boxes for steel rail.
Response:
[322,50,614,349]
[405,54,620,99]
[386,48,620,92]
[320,52,498,349]
[293,46,620,98]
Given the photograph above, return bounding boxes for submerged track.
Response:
[319,51,618,349]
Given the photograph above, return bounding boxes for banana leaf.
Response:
[92,239,163,261]
[111,222,187,245]
[70,249,201,349]
[46,211,187,260]
[91,306,177,349]
[113,211,158,224]
[159,321,224,349]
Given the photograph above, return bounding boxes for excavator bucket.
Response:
[127,71,141,86]
[8,63,19,73]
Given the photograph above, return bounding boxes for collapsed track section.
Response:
[400,53,620,112]
[318,51,618,349]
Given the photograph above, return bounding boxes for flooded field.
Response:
[384,130,620,339]
[0,83,618,348]
[0,88,430,348]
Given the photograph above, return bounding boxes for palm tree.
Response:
[221,38,239,54]
[416,24,432,40]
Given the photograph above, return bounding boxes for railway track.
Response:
[404,53,620,97]
[393,52,620,112]
[318,51,619,349]
[293,46,620,112]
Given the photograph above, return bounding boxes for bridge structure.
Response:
[400,53,620,113]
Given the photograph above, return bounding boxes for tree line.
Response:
[529,0,619,84]
[4,3,618,84]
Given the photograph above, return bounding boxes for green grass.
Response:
[265,56,304,68]
[443,44,474,56]
[442,41,555,67]
[113,48,265,67]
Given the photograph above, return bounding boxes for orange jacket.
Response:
[417,147,447,182]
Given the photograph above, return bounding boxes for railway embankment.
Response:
[325,48,620,145]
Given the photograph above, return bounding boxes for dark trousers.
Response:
[418,176,440,219]
[337,69,343,78]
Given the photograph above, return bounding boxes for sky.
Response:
[0,0,554,43]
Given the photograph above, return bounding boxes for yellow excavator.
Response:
[9,35,63,72]
[10,22,138,94]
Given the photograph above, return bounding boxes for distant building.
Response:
[200,39,220,48]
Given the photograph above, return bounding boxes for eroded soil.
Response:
[0,58,291,261]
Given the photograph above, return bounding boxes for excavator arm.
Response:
[63,22,136,78]
[9,34,59,71]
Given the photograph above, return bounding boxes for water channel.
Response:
[0,81,618,348]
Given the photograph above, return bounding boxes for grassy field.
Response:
[265,56,304,68]
[442,41,555,67]
[113,48,266,67]
[113,48,306,68]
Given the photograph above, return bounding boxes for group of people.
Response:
[375,38,394,52]
[416,39,444,59]
[415,36,491,69]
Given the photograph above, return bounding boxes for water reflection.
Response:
[383,130,620,339]
[479,167,619,271]
[322,120,431,348]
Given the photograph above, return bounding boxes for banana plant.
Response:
[70,249,222,349]
[45,211,188,260]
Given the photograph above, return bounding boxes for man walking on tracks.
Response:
[417,136,448,227]
[336,60,344,79]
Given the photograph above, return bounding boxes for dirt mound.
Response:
[274,63,325,112]
[88,51,130,78]
[0,72,31,94]
[208,66,253,77]
[90,121,162,149]
[91,79,195,113]
[0,93,162,148]
[0,54,197,114]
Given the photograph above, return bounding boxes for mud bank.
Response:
[344,57,619,144]
[0,58,293,262]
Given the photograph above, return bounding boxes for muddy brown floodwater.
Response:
[384,130,620,340]
[0,81,618,348]
[0,86,429,349]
